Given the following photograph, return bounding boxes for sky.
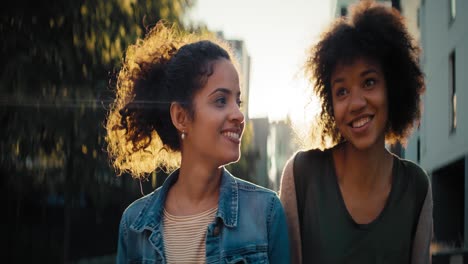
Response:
[186,0,334,122]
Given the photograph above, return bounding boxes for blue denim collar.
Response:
[216,168,239,227]
[130,167,239,233]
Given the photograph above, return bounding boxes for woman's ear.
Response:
[170,102,189,133]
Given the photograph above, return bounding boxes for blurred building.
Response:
[404,0,468,256]
[251,117,270,188]
[267,118,299,191]
[228,39,251,120]
[216,32,251,119]
[332,0,392,17]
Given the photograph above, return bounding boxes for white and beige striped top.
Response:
[163,207,218,263]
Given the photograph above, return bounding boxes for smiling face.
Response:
[330,57,388,150]
[183,58,245,167]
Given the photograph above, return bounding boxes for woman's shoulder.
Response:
[291,148,332,178]
[292,147,332,168]
[221,169,279,203]
[234,176,277,196]
[278,148,331,170]
[395,156,429,184]
[394,155,430,200]
[294,148,330,159]
[121,188,161,220]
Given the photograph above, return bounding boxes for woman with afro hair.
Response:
[279,1,432,263]
[107,22,290,264]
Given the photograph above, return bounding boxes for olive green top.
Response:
[283,148,431,264]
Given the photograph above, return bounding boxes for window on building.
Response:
[449,51,456,133]
[417,7,420,28]
[391,0,401,11]
[449,0,456,22]
[377,1,392,7]
[340,6,347,17]
[417,137,421,163]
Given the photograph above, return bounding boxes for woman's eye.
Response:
[237,99,243,107]
[215,97,227,106]
[364,79,376,88]
[336,88,348,97]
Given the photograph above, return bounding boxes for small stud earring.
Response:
[181,131,186,140]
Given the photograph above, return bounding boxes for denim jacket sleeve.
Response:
[268,195,291,264]
[116,212,129,264]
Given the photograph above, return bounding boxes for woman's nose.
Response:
[349,89,367,112]
[230,104,245,124]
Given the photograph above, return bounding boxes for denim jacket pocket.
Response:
[224,244,269,264]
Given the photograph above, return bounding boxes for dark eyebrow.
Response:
[331,69,379,87]
[361,69,378,77]
[209,88,241,97]
[331,78,344,87]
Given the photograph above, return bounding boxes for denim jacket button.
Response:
[213,226,220,236]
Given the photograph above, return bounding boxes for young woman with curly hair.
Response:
[106,22,290,264]
[279,1,432,263]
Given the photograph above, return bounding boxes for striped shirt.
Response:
[163,207,217,263]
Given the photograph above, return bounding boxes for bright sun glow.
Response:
[186,0,333,126]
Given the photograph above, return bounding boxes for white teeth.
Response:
[352,117,371,128]
[223,132,240,140]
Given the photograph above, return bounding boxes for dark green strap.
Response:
[293,151,306,231]
[293,150,326,238]
[407,160,429,208]
[399,159,430,230]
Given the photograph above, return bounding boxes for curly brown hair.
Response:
[105,22,236,178]
[305,0,425,148]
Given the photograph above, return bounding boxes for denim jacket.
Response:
[116,168,290,264]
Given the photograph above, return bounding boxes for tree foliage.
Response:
[1,0,193,262]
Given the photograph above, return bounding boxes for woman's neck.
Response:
[165,158,222,216]
[177,161,222,201]
[333,140,393,193]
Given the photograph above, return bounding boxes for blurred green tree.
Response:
[1,0,194,262]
